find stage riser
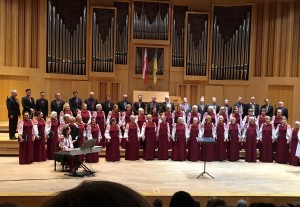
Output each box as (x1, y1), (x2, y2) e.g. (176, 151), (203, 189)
(0, 196), (299, 207)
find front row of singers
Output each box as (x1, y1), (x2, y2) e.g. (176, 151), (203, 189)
(17, 109), (300, 166)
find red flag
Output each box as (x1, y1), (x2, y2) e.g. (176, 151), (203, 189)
(142, 48), (149, 84)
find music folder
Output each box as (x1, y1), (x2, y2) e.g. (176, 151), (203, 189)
(196, 137), (216, 143)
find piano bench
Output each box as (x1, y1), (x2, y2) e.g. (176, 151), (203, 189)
(53, 152), (67, 172)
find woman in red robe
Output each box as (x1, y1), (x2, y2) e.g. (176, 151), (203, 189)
(140, 115), (157, 160)
(173, 105), (185, 125)
(78, 103), (91, 125)
(289, 121), (300, 166)
(75, 114), (86, 162)
(187, 117), (201, 161)
(187, 105), (201, 126)
(93, 104), (106, 147)
(271, 109), (283, 153)
(227, 117), (242, 161)
(105, 118), (122, 162)
(151, 107), (160, 126)
(106, 104), (122, 126)
(33, 111), (46, 162)
(162, 104), (174, 149)
(156, 115), (171, 160)
(171, 117), (187, 161)
(274, 117), (291, 164)
(59, 103), (73, 124)
(85, 117), (102, 163)
(121, 104), (133, 148)
(46, 111), (59, 160)
(257, 108), (267, 128)
(242, 109), (255, 131)
(258, 116), (275, 162)
(202, 106), (216, 125)
(200, 115), (216, 162)
(137, 108), (146, 148)
(17, 112), (37, 165)
(242, 117), (259, 162)
(215, 115), (228, 161)
(217, 107), (229, 124)
(124, 115), (140, 160)
(230, 107), (242, 127)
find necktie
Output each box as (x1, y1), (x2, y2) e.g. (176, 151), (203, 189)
(28, 97), (31, 103)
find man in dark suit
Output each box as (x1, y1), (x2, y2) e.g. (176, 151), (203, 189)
(161, 95), (175, 113)
(197, 96), (208, 121)
(133, 95), (145, 115)
(69, 91), (82, 117)
(274, 101), (289, 120)
(84, 92), (99, 113)
(147, 96), (160, 114)
(209, 97), (220, 114)
(101, 95), (114, 117)
(6, 90), (21, 139)
(21, 88), (35, 119)
(50, 93), (65, 116)
(260, 98), (274, 118)
(233, 96), (246, 118)
(180, 97), (191, 122)
(118, 94), (131, 112)
(245, 97), (260, 117)
(224, 99), (232, 115)
(35, 91), (49, 120)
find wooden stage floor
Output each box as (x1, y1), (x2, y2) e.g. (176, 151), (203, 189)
(0, 157), (299, 203)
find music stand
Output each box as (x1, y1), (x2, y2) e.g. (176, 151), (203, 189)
(196, 137), (217, 179)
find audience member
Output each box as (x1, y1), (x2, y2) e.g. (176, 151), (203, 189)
(169, 191), (195, 207)
(153, 198), (163, 207)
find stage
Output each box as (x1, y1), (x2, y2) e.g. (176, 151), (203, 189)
(0, 157), (299, 207)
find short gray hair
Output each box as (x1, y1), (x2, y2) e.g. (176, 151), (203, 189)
(236, 199), (247, 207)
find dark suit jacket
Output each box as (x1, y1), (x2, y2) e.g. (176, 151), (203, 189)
(224, 105), (232, 116)
(118, 100), (132, 112)
(50, 100), (65, 115)
(69, 97), (83, 115)
(197, 104), (208, 121)
(147, 101), (160, 114)
(133, 102), (145, 115)
(161, 102), (175, 113)
(84, 98), (99, 112)
(35, 98), (49, 117)
(101, 101), (114, 117)
(261, 104), (274, 118)
(275, 107), (288, 120)
(233, 102), (246, 117)
(6, 96), (21, 117)
(245, 103), (260, 117)
(21, 96), (35, 115)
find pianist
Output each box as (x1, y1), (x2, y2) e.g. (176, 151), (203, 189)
(59, 125), (75, 171)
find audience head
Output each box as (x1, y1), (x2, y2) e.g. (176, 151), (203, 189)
(236, 199), (247, 207)
(41, 181), (151, 207)
(153, 198), (163, 207)
(248, 203), (276, 207)
(206, 197), (227, 207)
(169, 191), (195, 207)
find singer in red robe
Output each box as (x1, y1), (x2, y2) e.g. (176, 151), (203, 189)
(171, 117), (187, 161)
(259, 116), (275, 162)
(274, 117), (291, 164)
(140, 115), (157, 160)
(200, 115), (215, 162)
(124, 115), (140, 160)
(289, 121), (300, 166)
(243, 117), (259, 162)
(34, 111), (46, 162)
(157, 115), (170, 160)
(187, 117), (201, 161)
(227, 117), (241, 161)
(105, 118), (122, 162)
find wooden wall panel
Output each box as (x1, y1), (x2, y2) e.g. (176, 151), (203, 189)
(0, 0), (38, 68)
(268, 85), (293, 121)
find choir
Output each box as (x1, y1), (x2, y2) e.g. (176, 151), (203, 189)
(12, 90), (300, 168)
